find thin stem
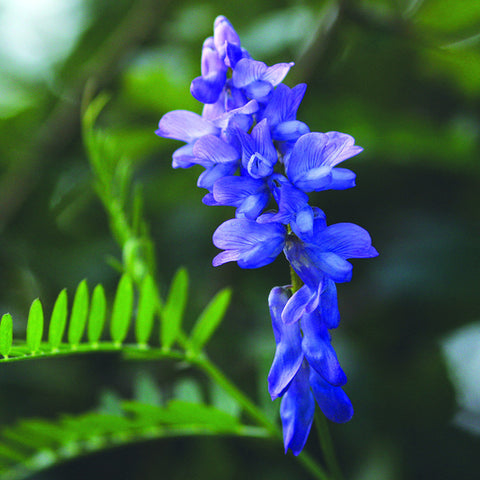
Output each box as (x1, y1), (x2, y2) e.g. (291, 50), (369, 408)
(193, 353), (330, 480)
(315, 413), (344, 480)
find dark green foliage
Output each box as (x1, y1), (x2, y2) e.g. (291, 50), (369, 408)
(0, 399), (266, 480)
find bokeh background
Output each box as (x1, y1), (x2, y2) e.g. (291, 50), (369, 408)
(0, 0), (479, 478)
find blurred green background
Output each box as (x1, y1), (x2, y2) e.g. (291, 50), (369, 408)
(0, 0), (479, 478)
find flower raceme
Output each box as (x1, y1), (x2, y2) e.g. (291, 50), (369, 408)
(156, 15), (378, 456)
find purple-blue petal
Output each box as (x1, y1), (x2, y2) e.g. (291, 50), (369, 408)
(310, 369), (354, 423)
(214, 15), (241, 60)
(280, 362), (315, 456)
(156, 110), (219, 143)
(212, 219), (286, 269)
(316, 251), (353, 283)
(323, 131), (363, 167)
(282, 284), (315, 325)
(172, 144), (196, 169)
(301, 313), (347, 386)
(314, 223), (379, 259)
(232, 58), (267, 88)
(329, 167), (356, 190)
(190, 72), (226, 104)
(244, 80), (272, 102)
(320, 279), (340, 329)
(268, 287), (304, 400)
(262, 62), (294, 86)
(193, 134), (239, 166)
(273, 120), (310, 142)
(197, 163), (237, 191)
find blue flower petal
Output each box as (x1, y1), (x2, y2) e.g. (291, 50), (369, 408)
(268, 287), (304, 400)
(213, 175), (269, 219)
(192, 134), (239, 167)
(286, 132), (361, 192)
(280, 362), (315, 455)
(172, 144), (196, 169)
(156, 110), (219, 143)
(273, 120), (310, 142)
(329, 167), (356, 190)
(315, 223), (379, 259)
(190, 72), (226, 104)
(310, 369), (354, 423)
(197, 163), (237, 191)
(284, 236), (325, 288)
(320, 279), (340, 329)
(212, 219), (286, 268)
(322, 132), (363, 167)
(316, 251), (353, 283)
(214, 15), (241, 60)
(282, 284), (318, 325)
(262, 62), (294, 86)
(232, 58), (267, 88)
(301, 313), (347, 386)
(244, 80), (273, 102)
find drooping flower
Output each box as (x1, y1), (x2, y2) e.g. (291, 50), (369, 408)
(267, 286), (354, 455)
(156, 13), (378, 457)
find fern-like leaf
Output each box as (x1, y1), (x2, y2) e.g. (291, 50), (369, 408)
(0, 400), (267, 480)
(0, 314), (12, 359)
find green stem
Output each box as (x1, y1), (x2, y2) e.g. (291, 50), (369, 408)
(193, 353), (330, 480)
(315, 413), (344, 480)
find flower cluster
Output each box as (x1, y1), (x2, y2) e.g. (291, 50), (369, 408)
(156, 16), (378, 456)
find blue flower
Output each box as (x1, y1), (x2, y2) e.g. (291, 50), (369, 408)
(213, 15), (246, 67)
(236, 119), (277, 179)
(285, 220), (379, 285)
(259, 83), (310, 144)
(267, 286), (353, 455)
(280, 361), (315, 456)
(212, 175), (270, 220)
(189, 135), (239, 191)
(285, 132), (362, 192)
(155, 110), (220, 168)
(190, 37), (227, 104)
(232, 58), (294, 103)
(212, 218), (286, 268)
(260, 175), (314, 235)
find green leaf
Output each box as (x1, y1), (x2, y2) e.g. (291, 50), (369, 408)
(110, 274), (133, 345)
(188, 288), (231, 353)
(161, 268), (188, 350)
(122, 400), (239, 429)
(27, 299), (44, 353)
(48, 289), (68, 350)
(88, 284), (107, 344)
(0, 313), (13, 358)
(68, 280), (89, 346)
(135, 274), (159, 346)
